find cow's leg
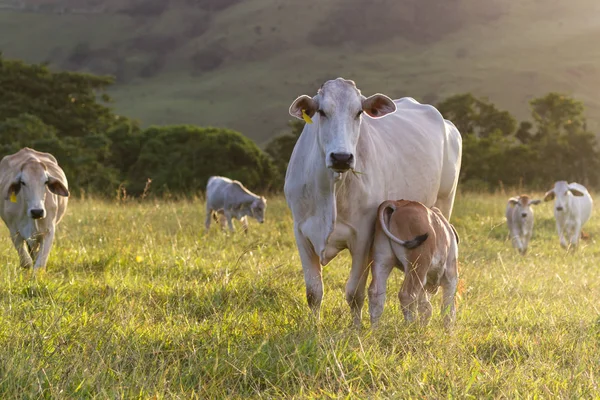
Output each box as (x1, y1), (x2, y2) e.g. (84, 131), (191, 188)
(224, 210), (235, 232)
(399, 263), (427, 324)
(569, 221), (581, 248)
(346, 238), (372, 327)
(11, 230), (33, 269)
(511, 234), (523, 253)
(204, 206), (213, 231)
(33, 226), (55, 270)
(218, 212), (227, 230)
(434, 189), (456, 220)
(368, 258), (395, 327)
(294, 229), (323, 319)
(417, 291), (433, 326)
(240, 216), (249, 234)
(440, 263), (458, 329)
(28, 237), (41, 261)
(557, 221), (567, 249)
(522, 231), (532, 255)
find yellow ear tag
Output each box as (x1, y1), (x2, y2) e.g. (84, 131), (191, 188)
(9, 192), (17, 203)
(302, 109), (313, 124)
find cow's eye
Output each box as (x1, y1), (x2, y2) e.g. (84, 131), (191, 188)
(317, 109), (326, 118)
(45, 181), (49, 185)
(356, 110), (363, 119)
(19, 180), (25, 187)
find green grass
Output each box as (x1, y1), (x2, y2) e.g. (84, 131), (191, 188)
(0, 192), (599, 397)
(2, 0), (600, 143)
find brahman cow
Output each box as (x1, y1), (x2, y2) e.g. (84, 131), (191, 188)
(205, 176), (267, 233)
(284, 78), (462, 326)
(0, 148), (69, 270)
(505, 195), (541, 255)
(369, 200), (459, 328)
(544, 181), (593, 249)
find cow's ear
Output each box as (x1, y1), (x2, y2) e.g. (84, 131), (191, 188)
(47, 176), (69, 197)
(543, 190), (555, 201)
(362, 94), (396, 118)
(529, 199), (542, 206)
(569, 188), (585, 197)
(7, 179), (21, 200)
(289, 95), (318, 120)
(508, 197), (519, 205)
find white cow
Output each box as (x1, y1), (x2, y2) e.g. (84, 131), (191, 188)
(205, 176), (267, 233)
(505, 195), (541, 255)
(0, 148), (69, 270)
(284, 78), (462, 326)
(544, 181), (593, 249)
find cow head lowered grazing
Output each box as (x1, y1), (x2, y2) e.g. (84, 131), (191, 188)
(0, 148), (70, 270)
(505, 195), (541, 255)
(289, 79), (396, 173)
(284, 78), (463, 327)
(543, 181), (593, 249)
(204, 176), (267, 234)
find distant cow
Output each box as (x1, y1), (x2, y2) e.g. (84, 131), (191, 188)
(368, 200), (459, 328)
(285, 78), (462, 326)
(544, 181), (593, 249)
(0, 148), (69, 270)
(505, 195), (541, 255)
(205, 176), (267, 233)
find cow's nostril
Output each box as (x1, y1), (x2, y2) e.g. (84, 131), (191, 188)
(330, 152), (353, 164)
(30, 209), (45, 219)
(521, 213), (527, 218)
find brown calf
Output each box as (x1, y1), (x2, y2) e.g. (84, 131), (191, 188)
(368, 200), (459, 328)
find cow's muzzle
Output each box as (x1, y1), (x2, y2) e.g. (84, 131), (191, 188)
(329, 152), (354, 172)
(30, 209), (45, 219)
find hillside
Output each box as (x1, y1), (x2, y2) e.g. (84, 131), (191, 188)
(1, 0), (600, 144)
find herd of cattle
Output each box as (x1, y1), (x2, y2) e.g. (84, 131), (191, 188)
(0, 78), (594, 328)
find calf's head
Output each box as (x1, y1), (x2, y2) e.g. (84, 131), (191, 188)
(543, 181), (584, 212)
(250, 196), (267, 223)
(7, 161), (69, 219)
(508, 195), (541, 219)
(289, 78), (396, 173)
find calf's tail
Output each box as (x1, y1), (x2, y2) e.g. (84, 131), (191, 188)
(379, 201), (429, 249)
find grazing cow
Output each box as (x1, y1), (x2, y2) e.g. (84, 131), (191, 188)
(544, 181), (593, 249)
(0, 148), (69, 270)
(284, 78), (462, 326)
(369, 200), (459, 328)
(505, 195), (541, 255)
(205, 176), (267, 233)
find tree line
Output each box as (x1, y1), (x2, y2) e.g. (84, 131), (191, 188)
(1, 54), (598, 197)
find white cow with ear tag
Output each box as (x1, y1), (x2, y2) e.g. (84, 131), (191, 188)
(544, 181), (593, 249)
(506, 195), (541, 255)
(0, 148), (69, 270)
(284, 78), (462, 326)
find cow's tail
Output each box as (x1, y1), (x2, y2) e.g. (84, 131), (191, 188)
(379, 201), (429, 250)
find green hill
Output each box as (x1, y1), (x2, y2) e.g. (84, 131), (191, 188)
(1, 0), (600, 144)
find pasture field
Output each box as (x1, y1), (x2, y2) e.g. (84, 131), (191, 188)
(0, 192), (599, 398)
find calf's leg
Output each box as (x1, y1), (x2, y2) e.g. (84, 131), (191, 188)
(368, 258), (394, 327)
